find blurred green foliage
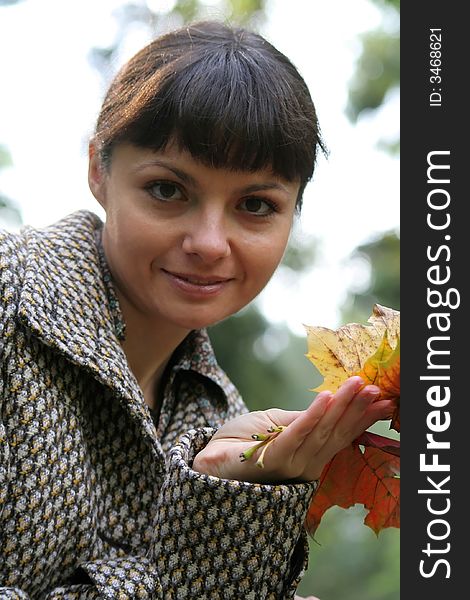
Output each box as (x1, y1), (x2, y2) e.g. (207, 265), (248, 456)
(346, 0), (399, 155)
(341, 230), (400, 324)
(89, 0), (266, 75)
(209, 306), (323, 413)
(347, 29), (399, 118)
(297, 506), (399, 600)
(0, 144), (21, 226)
(0, 144), (12, 168)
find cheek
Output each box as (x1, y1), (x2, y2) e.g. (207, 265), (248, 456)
(106, 208), (159, 251)
(243, 234), (289, 284)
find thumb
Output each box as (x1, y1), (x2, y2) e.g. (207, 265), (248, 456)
(264, 407), (303, 427)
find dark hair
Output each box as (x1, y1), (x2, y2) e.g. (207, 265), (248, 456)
(94, 20), (326, 208)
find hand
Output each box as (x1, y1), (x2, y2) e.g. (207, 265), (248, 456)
(295, 596), (321, 600)
(193, 376), (394, 484)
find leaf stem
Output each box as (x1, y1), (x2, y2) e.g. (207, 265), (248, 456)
(240, 426), (286, 468)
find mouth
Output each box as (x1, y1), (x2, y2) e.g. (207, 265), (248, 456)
(162, 269), (233, 297)
(162, 269), (233, 286)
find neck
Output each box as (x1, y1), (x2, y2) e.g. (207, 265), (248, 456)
(118, 297), (190, 409)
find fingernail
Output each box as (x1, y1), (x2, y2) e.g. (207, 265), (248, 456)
(364, 386), (381, 400)
(344, 376), (364, 390)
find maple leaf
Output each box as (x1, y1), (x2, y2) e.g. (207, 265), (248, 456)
(305, 303), (400, 433)
(304, 304), (400, 535)
(356, 431), (400, 457)
(358, 332), (400, 432)
(306, 442), (400, 537)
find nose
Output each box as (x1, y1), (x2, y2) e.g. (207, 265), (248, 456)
(182, 208), (231, 263)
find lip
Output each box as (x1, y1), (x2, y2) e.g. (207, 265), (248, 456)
(162, 269), (234, 297)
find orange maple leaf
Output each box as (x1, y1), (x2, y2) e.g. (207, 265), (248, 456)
(358, 332), (400, 432)
(306, 442), (400, 537)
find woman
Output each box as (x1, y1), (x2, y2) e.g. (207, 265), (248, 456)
(0, 21), (392, 599)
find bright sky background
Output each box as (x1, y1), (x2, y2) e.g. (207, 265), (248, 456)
(0, 0), (399, 334)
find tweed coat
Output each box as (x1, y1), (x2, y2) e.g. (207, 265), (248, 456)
(0, 211), (317, 600)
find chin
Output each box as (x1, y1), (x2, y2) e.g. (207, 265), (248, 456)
(167, 308), (235, 331)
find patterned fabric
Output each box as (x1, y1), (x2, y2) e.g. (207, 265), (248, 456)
(0, 211), (317, 599)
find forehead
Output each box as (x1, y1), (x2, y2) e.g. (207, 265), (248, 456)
(110, 142), (300, 196)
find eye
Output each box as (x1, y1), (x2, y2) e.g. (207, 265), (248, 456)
(239, 197), (277, 216)
(146, 181), (185, 202)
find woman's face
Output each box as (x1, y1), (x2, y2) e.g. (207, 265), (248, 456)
(89, 141), (299, 332)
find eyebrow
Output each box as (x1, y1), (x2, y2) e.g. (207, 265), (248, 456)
(133, 160), (198, 187)
(241, 182), (290, 195)
(133, 159), (291, 196)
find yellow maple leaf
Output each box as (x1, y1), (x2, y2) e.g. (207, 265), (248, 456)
(305, 303), (400, 433)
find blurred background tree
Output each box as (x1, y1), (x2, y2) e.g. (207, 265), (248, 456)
(0, 0), (24, 226)
(346, 0), (400, 155)
(0, 0), (399, 598)
(87, 0), (267, 76)
(0, 144), (21, 227)
(341, 230), (400, 324)
(339, 0), (400, 321)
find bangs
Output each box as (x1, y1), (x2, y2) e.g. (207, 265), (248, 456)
(122, 46), (318, 183)
(96, 20), (327, 207)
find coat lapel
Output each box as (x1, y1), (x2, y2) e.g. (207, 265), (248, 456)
(16, 210), (161, 449)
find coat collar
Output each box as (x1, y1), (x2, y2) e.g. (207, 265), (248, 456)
(17, 210), (137, 398)
(17, 210), (229, 407)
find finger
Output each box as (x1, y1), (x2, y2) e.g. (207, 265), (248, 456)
(258, 376), (369, 443)
(370, 397), (396, 420)
(264, 408), (303, 429)
(297, 383), (379, 463)
(316, 376), (370, 429)
(303, 398), (394, 477)
(319, 384), (382, 442)
(347, 399), (396, 440)
(273, 378), (370, 464)
(214, 408), (302, 442)
(271, 391), (332, 458)
(301, 377), (372, 445)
